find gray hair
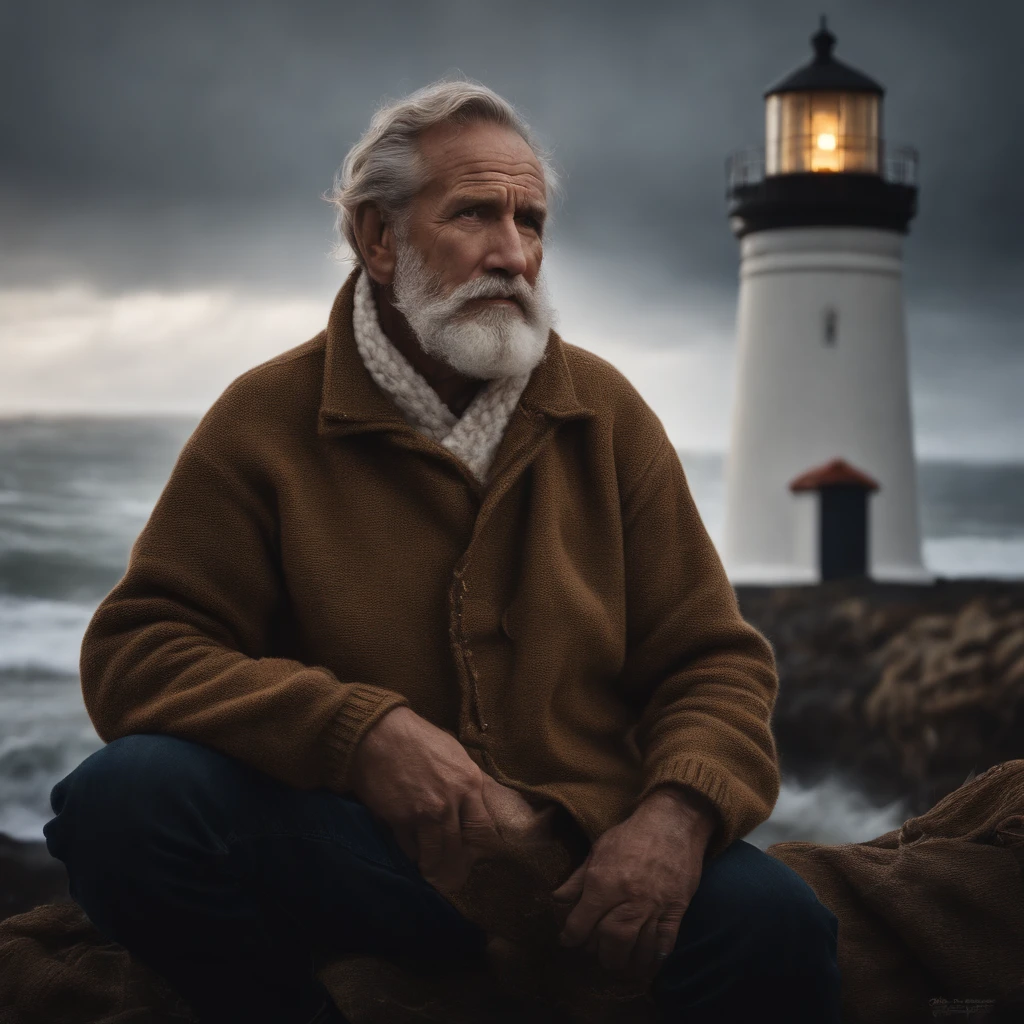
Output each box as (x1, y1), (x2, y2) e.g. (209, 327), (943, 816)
(325, 78), (560, 265)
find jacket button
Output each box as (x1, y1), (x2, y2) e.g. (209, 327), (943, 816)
(500, 607), (515, 639)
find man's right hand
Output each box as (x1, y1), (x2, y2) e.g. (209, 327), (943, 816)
(348, 705), (512, 892)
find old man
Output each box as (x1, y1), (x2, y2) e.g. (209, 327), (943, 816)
(43, 80), (840, 1023)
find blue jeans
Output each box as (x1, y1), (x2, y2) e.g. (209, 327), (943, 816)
(43, 734), (840, 1024)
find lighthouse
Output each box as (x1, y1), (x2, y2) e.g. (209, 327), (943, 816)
(721, 17), (932, 584)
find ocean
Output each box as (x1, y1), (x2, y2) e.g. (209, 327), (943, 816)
(1, 416), (1022, 849)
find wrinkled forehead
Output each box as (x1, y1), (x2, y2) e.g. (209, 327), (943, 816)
(415, 120), (548, 204)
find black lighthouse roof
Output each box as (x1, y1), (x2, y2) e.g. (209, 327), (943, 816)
(765, 16), (884, 97)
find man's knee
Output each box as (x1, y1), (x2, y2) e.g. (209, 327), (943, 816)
(44, 733), (237, 862)
(653, 841), (840, 1021)
(680, 839), (838, 971)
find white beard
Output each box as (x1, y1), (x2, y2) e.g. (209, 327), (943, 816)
(391, 241), (556, 381)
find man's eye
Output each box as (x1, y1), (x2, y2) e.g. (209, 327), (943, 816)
(457, 207), (482, 219)
(519, 216), (541, 231)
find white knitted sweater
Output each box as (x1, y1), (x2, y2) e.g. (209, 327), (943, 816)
(351, 270), (531, 484)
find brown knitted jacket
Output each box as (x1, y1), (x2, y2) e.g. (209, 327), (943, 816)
(79, 268), (780, 861)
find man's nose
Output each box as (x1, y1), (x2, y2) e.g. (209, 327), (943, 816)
(481, 217), (530, 278)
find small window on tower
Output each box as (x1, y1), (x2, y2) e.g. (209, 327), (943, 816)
(823, 307), (838, 346)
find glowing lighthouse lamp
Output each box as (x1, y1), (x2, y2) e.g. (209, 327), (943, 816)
(722, 17), (931, 584)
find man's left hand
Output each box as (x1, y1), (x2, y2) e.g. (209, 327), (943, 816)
(551, 785), (718, 982)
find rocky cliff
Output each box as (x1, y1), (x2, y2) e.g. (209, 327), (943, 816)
(737, 577), (1024, 815)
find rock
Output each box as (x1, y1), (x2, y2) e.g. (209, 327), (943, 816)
(0, 832), (70, 924)
(992, 626), (1024, 673)
(864, 595), (1024, 794)
(735, 578), (1024, 814)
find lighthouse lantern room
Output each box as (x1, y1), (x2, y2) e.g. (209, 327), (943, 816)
(721, 18), (931, 584)
(764, 21), (882, 175)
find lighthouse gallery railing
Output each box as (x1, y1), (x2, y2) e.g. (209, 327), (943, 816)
(725, 138), (919, 198)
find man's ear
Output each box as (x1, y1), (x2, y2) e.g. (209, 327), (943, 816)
(352, 203), (397, 285)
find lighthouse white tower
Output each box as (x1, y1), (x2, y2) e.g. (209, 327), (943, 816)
(722, 18), (931, 584)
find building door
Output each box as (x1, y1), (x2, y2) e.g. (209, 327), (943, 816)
(819, 485), (870, 579)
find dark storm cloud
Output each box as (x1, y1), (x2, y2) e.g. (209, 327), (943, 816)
(2, 0), (1022, 318)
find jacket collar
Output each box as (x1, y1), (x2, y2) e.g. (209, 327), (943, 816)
(317, 267), (594, 438)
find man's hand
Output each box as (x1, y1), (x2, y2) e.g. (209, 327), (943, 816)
(349, 706), (558, 894)
(478, 773), (561, 853)
(349, 706), (506, 892)
(551, 785), (718, 982)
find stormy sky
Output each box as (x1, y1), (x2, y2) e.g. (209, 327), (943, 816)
(1, 0), (1022, 459)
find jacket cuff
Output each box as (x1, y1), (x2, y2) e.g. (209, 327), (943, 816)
(635, 757), (740, 860)
(324, 685), (411, 793)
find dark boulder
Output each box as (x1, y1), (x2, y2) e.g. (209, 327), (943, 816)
(0, 832), (69, 924)
(737, 578), (1024, 815)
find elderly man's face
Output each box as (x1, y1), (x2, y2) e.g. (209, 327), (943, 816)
(384, 119), (554, 379)
(404, 119), (547, 294)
